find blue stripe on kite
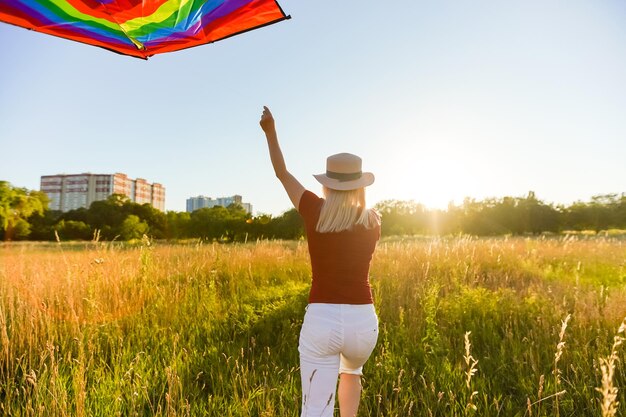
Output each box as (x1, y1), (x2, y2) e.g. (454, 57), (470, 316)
(138, 0), (253, 45)
(135, 0), (226, 43)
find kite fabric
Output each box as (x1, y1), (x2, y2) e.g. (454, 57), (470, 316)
(0, 0), (290, 59)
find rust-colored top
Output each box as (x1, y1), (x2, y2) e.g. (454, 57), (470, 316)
(298, 190), (380, 304)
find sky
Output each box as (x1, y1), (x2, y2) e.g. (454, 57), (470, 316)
(1, 1), (625, 216)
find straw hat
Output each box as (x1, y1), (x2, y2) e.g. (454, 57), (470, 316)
(313, 153), (375, 191)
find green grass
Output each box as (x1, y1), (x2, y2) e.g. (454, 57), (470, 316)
(0, 237), (625, 416)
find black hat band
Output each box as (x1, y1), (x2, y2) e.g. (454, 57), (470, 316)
(326, 170), (362, 182)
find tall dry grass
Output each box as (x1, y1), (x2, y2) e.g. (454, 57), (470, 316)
(0, 236), (625, 416)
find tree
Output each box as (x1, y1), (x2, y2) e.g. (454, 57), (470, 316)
(375, 200), (430, 236)
(268, 208), (304, 239)
(28, 209), (61, 240)
(615, 194), (626, 229)
(128, 203), (168, 239)
(189, 206), (231, 240)
(83, 194), (128, 238)
(119, 215), (149, 241)
(55, 220), (93, 240)
(225, 203), (252, 241)
(520, 192), (560, 234)
(165, 211), (191, 239)
(0, 181), (49, 240)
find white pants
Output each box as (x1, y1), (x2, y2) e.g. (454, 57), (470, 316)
(298, 303), (379, 417)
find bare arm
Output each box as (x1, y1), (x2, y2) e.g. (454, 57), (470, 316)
(259, 106), (305, 209)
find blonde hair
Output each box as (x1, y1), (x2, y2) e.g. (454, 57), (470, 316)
(316, 186), (379, 233)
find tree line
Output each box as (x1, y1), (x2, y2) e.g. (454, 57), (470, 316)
(0, 182), (303, 241)
(1, 181), (625, 241)
(376, 191), (626, 236)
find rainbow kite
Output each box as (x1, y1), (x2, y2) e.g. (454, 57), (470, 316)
(0, 0), (290, 59)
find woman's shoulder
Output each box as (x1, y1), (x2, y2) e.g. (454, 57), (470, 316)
(303, 189), (321, 200)
(300, 190), (323, 207)
(298, 190), (324, 218)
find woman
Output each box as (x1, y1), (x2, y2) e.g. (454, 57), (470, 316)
(259, 106), (381, 417)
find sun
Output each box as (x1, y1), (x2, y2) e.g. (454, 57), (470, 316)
(370, 138), (481, 209)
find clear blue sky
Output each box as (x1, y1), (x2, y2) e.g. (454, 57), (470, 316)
(1, 1), (625, 215)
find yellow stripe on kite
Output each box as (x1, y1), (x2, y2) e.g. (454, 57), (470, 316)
(120, 0), (195, 35)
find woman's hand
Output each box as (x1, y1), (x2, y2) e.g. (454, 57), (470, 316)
(259, 106), (276, 134)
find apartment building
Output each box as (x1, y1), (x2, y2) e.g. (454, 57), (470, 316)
(40, 173), (165, 212)
(186, 194), (252, 214)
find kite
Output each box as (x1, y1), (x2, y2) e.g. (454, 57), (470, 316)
(0, 0), (290, 59)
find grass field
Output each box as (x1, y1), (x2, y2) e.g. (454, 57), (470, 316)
(1, 236), (625, 416)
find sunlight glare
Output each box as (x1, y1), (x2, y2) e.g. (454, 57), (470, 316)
(372, 131), (481, 209)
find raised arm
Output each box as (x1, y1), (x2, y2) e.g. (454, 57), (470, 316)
(259, 106), (305, 209)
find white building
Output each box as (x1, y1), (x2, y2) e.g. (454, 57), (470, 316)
(41, 173), (165, 212)
(186, 194), (252, 214)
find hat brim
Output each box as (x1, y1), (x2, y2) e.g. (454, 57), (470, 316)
(313, 172), (375, 191)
